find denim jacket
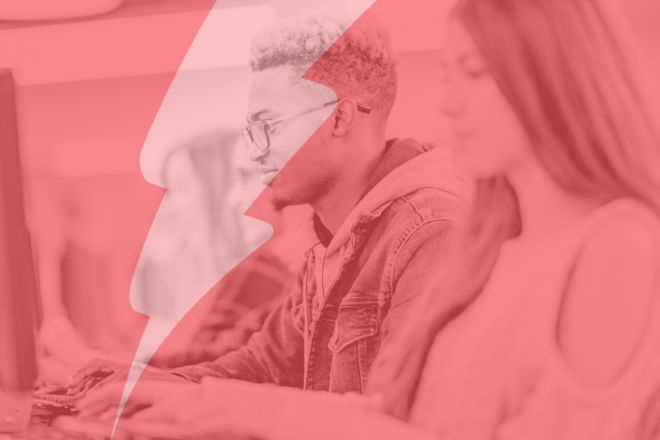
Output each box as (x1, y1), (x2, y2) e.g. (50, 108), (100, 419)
(171, 138), (468, 393)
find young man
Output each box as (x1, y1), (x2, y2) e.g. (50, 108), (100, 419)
(69, 11), (467, 396)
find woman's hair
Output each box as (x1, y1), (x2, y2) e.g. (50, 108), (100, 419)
(368, 0), (660, 420)
(162, 132), (244, 264)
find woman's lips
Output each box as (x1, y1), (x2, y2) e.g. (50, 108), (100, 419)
(453, 130), (474, 150)
(454, 129), (474, 140)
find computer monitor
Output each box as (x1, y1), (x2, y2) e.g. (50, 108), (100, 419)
(0, 69), (39, 433)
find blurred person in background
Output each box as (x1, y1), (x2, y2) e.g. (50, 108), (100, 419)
(80, 0), (660, 439)
(38, 132), (262, 385)
(133, 133), (241, 329)
(36, 133), (240, 386)
(34, 201), (108, 384)
(35, 172), (159, 384)
(150, 136), (303, 369)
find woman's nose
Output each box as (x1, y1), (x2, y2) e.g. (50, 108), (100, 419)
(439, 81), (465, 120)
(227, 184), (240, 210)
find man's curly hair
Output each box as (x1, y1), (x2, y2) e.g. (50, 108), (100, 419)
(249, 10), (398, 131)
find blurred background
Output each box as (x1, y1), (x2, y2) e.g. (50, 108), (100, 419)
(0, 0), (658, 382)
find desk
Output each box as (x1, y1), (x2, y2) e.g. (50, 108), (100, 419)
(6, 406), (253, 440)
(5, 425), (91, 440)
(4, 414), (93, 440)
(9, 415), (234, 440)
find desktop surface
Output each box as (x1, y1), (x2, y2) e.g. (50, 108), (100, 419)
(5, 406), (254, 440)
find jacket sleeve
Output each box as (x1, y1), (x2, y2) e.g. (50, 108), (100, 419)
(169, 268), (307, 387)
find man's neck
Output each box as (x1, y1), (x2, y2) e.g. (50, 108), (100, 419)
(312, 138), (386, 236)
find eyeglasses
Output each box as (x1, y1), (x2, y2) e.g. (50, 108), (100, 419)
(242, 99), (372, 152)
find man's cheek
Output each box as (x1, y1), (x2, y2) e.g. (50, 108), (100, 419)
(271, 161), (308, 195)
(281, 145), (305, 168)
(276, 148), (304, 177)
(284, 129), (318, 164)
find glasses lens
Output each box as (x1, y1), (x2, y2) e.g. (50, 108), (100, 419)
(243, 124), (267, 150)
(242, 128), (253, 149)
(251, 121), (268, 151)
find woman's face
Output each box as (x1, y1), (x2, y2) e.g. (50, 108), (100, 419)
(162, 149), (206, 217)
(439, 19), (534, 180)
(227, 139), (272, 248)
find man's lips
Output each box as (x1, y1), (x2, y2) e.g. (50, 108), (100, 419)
(258, 165), (278, 185)
(258, 165), (278, 174)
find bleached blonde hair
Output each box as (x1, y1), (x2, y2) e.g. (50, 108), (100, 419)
(249, 10), (398, 131)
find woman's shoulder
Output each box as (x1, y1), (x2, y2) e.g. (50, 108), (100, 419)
(584, 198), (659, 254)
(557, 197), (659, 388)
(583, 198), (660, 234)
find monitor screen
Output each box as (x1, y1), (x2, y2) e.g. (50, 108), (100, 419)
(0, 69), (38, 410)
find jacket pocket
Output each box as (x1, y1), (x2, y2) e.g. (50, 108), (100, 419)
(327, 303), (378, 353)
(327, 303), (379, 393)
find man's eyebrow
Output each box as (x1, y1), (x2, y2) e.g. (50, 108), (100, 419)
(247, 109), (273, 122)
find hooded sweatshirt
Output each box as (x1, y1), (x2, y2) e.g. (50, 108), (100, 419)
(172, 138), (469, 393)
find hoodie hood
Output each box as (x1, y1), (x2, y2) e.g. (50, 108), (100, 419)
(326, 138), (468, 255)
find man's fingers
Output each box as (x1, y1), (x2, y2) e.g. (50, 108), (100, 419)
(66, 382), (85, 396)
(75, 377), (105, 397)
(78, 380), (164, 416)
(94, 370), (128, 390)
(68, 367), (126, 397)
(77, 383), (124, 417)
(67, 375), (107, 396)
(34, 385), (66, 396)
(66, 359), (115, 388)
(78, 379), (200, 423)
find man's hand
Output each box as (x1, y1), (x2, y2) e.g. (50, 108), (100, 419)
(77, 380), (202, 421)
(66, 358), (189, 397)
(66, 358), (122, 396)
(79, 378), (381, 439)
(130, 379), (364, 438)
(91, 379), (281, 439)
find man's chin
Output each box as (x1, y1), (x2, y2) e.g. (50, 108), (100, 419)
(270, 194), (291, 213)
(265, 175), (313, 212)
(266, 186), (298, 212)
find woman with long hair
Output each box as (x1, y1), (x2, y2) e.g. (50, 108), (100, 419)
(78, 0), (660, 438)
(135, 133), (243, 323)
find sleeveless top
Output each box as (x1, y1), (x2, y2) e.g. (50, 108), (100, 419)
(408, 198), (660, 440)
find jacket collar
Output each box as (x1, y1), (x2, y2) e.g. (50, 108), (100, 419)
(311, 138), (426, 248)
(324, 138), (466, 255)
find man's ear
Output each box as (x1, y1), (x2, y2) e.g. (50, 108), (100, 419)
(331, 100), (359, 137)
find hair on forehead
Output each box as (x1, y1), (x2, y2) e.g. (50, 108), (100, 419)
(250, 10), (350, 76)
(453, 0), (660, 211)
(249, 10), (398, 129)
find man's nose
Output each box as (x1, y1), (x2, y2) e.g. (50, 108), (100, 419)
(247, 141), (268, 162)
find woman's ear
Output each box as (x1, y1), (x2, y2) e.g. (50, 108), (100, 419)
(331, 100), (359, 137)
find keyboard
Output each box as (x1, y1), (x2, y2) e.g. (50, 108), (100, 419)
(32, 393), (80, 409)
